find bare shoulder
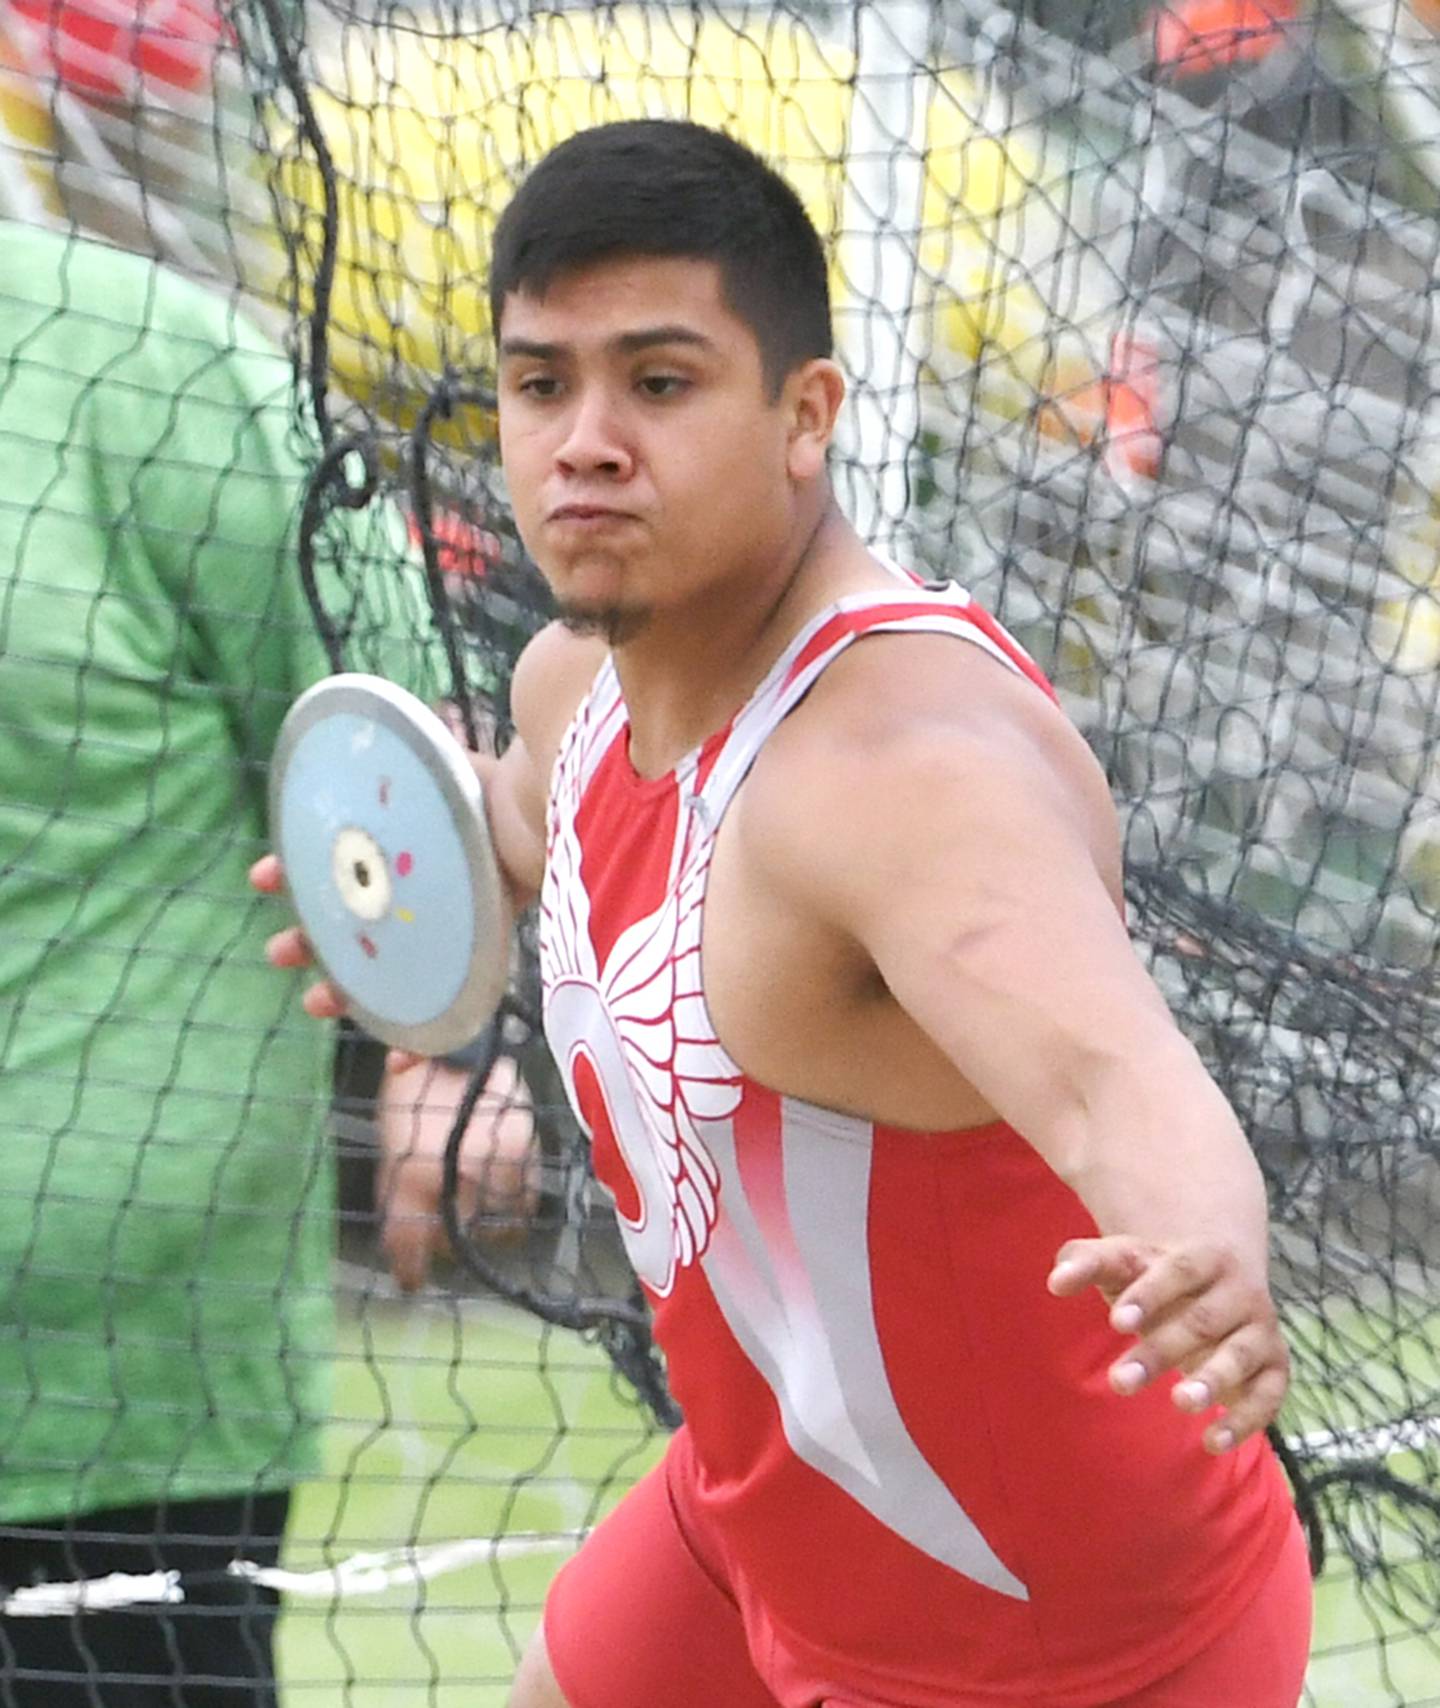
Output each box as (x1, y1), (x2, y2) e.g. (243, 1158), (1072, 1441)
(737, 627), (1122, 902)
(509, 620), (608, 776)
(480, 622), (607, 903)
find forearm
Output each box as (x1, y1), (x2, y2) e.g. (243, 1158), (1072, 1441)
(886, 916), (1271, 1267)
(1039, 1026), (1288, 1453)
(1044, 1028), (1271, 1269)
(888, 932), (1272, 1269)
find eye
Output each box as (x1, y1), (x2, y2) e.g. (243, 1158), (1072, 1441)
(516, 374), (563, 400)
(638, 373), (690, 399)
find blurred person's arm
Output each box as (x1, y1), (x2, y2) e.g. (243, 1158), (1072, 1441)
(375, 1051), (539, 1291)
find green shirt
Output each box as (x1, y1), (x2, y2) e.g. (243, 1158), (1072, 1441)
(0, 222), (445, 1520)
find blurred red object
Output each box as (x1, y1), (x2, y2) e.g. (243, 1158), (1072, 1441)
(6, 0), (225, 101)
(1151, 0), (1297, 77)
(1103, 331), (1162, 482)
(406, 509), (502, 580)
(1054, 331), (1162, 481)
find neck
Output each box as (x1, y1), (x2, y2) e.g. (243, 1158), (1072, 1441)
(615, 498), (886, 779)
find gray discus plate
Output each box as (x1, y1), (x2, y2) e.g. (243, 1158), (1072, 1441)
(269, 674), (510, 1056)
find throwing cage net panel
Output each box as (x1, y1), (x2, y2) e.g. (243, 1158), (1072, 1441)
(3, 0), (1437, 1702)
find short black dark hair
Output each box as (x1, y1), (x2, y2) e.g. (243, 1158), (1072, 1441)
(489, 119), (832, 396)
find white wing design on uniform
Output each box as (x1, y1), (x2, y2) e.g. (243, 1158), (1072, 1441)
(542, 725), (737, 1293)
(597, 838), (734, 1277)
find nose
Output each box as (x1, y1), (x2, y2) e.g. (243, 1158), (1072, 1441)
(554, 386), (635, 481)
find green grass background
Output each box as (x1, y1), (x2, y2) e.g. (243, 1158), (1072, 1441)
(277, 1294), (664, 1707)
(276, 1293), (1438, 1707)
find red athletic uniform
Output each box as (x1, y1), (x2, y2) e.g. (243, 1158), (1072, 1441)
(538, 581), (1308, 1707)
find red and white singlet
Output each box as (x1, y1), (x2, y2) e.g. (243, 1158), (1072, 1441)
(539, 581), (1296, 1706)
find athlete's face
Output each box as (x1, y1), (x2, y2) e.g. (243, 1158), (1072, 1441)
(496, 255), (831, 643)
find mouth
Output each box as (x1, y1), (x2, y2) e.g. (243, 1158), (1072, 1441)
(547, 504), (638, 526)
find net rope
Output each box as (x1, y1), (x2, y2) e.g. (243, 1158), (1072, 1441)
(1, 1), (1438, 1702)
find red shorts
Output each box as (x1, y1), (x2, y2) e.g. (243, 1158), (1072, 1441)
(543, 1434), (1313, 1708)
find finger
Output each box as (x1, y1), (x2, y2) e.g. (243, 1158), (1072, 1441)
(384, 1048), (428, 1076)
(379, 1168), (448, 1293)
(266, 927), (346, 1015)
(301, 980), (347, 1020)
(382, 1214), (434, 1294)
(1110, 1284), (1256, 1392)
(265, 926), (314, 969)
(1048, 1236), (1151, 1300)
(1172, 1325), (1288, 1419)
(1200, 1360), (1290, 1454)
(1105, 1245), (1226, 1337)
(249, 853), (285, 894)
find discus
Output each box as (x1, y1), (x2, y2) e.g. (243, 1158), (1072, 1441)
(269, 674), (511, 1056)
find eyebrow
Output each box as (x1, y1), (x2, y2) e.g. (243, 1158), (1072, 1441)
(498, 326), (718, 361)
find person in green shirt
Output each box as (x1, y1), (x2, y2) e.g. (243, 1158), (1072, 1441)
(0, 219), (526, 1703)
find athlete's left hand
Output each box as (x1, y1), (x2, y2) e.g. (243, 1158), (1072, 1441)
(1047, 1234), (1290, 1454)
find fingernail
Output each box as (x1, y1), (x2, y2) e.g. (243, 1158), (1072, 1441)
(1176, 1380), (1210, 1410)
(1112, 1303), (1143, 1333)
(1048, 1263), (1076, 1291)
(1113, 1360), (1147, 1394)
(1210, 1427), (1235, 1453)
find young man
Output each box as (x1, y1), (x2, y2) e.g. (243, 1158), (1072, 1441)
(267, 119), (1312, 1707)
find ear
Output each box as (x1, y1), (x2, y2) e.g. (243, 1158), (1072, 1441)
(784, 358), (846, 482)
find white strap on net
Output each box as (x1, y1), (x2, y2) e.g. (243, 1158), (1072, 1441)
(1, 1530), (583, 1616)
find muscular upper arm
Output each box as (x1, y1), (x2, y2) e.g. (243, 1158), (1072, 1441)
(483, 622), (606, 904)
(747, 637), (1184, 1169)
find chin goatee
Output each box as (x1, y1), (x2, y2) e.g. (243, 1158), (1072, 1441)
(557, 604), (652, 646)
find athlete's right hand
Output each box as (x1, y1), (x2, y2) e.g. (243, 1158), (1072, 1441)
(251, 853), (437, 1074)
(250, 853), (344, 1013)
